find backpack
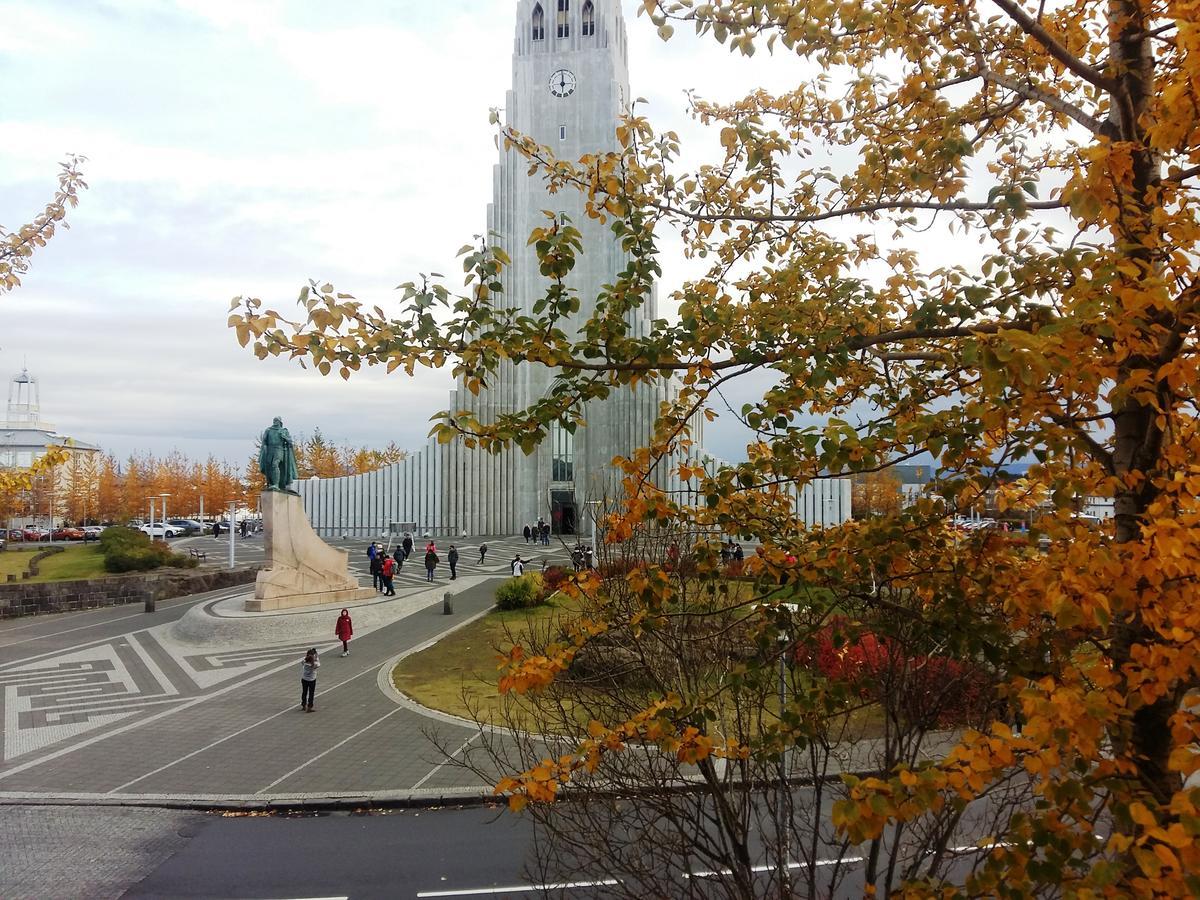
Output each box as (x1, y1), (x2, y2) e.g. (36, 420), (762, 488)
(382, 558), (395, 577)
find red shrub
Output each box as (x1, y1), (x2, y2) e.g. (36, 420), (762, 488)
(795, 623), (992, 727)
(542, 565), (571, 593)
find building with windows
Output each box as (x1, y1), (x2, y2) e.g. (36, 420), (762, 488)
(1, 367), (101, 528)
(298, 1), (851, 537)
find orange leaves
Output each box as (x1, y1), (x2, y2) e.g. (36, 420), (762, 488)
(496, 644), (575, 695)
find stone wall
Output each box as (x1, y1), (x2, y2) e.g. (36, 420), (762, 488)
(0, 567), (260, 619)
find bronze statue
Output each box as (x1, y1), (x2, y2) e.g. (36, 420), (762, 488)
(258, 416), (299, 492)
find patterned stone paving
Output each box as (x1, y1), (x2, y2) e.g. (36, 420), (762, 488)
(0, 536), (559, 799)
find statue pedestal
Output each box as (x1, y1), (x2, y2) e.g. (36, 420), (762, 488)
(245, 491), (375, 612)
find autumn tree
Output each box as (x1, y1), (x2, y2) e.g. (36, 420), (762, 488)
(232, 0), (1200, 893)
(1, 155), (87, 294)
(852, 471), (903, 519)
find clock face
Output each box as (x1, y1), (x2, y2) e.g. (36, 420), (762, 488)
(548, 68), (577, 98)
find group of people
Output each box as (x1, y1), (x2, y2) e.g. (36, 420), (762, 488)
(522, 520), (552, 546)
(720, 541), (746, 563)
(570, 542), (594, 571)
(367, 535), (476, 590)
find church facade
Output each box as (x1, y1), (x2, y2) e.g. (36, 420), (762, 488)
(297, 1), (852, 537)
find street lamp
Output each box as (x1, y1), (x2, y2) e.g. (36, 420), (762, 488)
(148, 497), (156, 534)
(159, 493), (171, 528)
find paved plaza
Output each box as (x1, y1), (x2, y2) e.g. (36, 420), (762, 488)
(0, 535), (566, 806)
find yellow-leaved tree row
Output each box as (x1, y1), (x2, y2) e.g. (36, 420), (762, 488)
(231, 0), (1199, 894)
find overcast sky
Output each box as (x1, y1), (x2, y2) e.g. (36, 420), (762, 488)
(0, 0), (865, 466)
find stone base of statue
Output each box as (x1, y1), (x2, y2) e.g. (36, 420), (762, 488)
(245, 491), (375, 612)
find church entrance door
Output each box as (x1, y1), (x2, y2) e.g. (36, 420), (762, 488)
(550, 490), (577, 535)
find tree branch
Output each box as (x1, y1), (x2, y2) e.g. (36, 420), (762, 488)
(988, 0), (1117, 92)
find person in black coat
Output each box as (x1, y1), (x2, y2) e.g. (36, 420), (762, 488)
(401, 533), (414, 562)
(448, 545), (459, 580)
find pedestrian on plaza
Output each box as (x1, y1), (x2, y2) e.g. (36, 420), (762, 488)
(424, 546), (439, 582)
(478, 542), (488, 564)
(426, 539), (437, 554)
(381, 553), (397, 595)
(300, 648), (320, 712)
(511, 555), (525, 576)
(212, 521), (220, 538)
(240, 519), (249, 539)
(448, 544), (459, 580)
(369, 552), (383, 591)
(399, 533), (412, 562)
(367, 542), (378, 563)
(523, 523), (532, 544)
(720, 543), (731, 564)
(335, 608), (354, 656)
(541, 522), (551, 545)
(734, 543), (744, 562)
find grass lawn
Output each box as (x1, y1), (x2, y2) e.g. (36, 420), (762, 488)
(393, 596), (587, 727)
(0, 545), (109, 583)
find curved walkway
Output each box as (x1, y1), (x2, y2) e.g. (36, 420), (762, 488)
(0, 536), (560, 808)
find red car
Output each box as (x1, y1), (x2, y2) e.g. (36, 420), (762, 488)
(22, 526), (46, 542)
(51, 526), (85, 541)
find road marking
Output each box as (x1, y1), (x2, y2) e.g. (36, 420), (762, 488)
(256, 706), (406, 793)
(689, 857), (865, 878)
(0, 639), (334, 784)
(417, 879), (619, 897)
(410, 732), (480, 791)
(109, 651), (380, 792)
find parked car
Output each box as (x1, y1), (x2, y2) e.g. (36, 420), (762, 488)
(51, 526), (85, 541)
(82, 525), (105, 540)
(0, 535), (5, 551)
(22, 526), (47, 542)
(6, 529), (23, 542)
(167, 519), (204, 536)
(139, 522), (182, 539)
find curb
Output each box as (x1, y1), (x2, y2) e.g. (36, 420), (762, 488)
(0, 787), (500, 813)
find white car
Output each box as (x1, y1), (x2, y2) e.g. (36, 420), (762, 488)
(139, 522), (181, 539)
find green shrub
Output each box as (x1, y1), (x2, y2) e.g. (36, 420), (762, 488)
(495, 572), (546, 610)
(100, 528), (196, 573)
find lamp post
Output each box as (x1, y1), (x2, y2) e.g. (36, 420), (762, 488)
(159, 493), (170, 531)
(148, 497), (156, 535)
(227, 501), (236, 569)
(586, 499), (601, 548)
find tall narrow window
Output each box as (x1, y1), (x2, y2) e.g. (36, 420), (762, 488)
(581, 1), (595, 36)
(559, 125), (567, 140)
(557, 0), (570, 38)
(531, 4), (545, 41)
(551, 421), (574, 482)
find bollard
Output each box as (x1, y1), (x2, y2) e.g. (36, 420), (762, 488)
(443, 592), (454, 615)
(144, 597), (156, 613)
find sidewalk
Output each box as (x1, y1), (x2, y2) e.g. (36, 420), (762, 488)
(0, 539), (552, 810)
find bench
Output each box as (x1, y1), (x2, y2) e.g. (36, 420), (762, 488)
(188, 548), (208, 561)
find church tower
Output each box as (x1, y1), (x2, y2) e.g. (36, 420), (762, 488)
(298, 1), (687, 539)
(444, 0), (669, 535)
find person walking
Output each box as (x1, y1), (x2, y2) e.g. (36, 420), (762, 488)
(511, 555), (525, 576)
(478, 542), (488, 564)
(240, 519), (249, 539)
(448, 544), (459, 580)
(335, 609), (353, 657)
(381, 553), (397, 596)
(541, 521), (551, 546)
(523, 523), (532, 544)
(424, 546), (439, 582)
(369, 552), (383, 592)
(300, 648), (320, 712)
(401, 533), (413, 562)
(212, 521), (220, 538)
